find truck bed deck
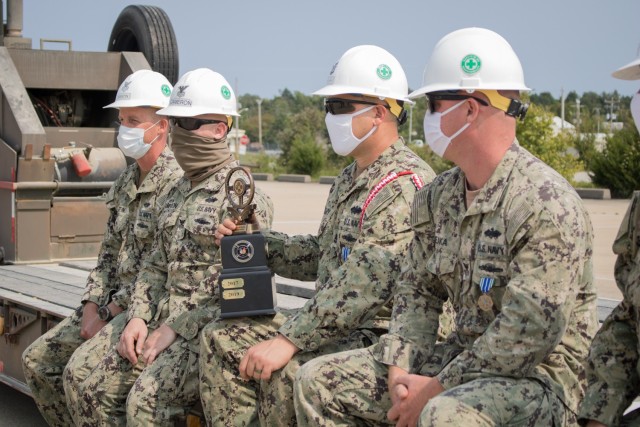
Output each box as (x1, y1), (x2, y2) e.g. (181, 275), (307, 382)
(0, 262), (313, 321)
(0, 261), (619, 325)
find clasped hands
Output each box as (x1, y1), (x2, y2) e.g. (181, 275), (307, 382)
(387, 365), (444, 427)
(116, 318), (177, 365)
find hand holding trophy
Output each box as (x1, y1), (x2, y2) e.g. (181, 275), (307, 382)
(218, 167), (277, 318)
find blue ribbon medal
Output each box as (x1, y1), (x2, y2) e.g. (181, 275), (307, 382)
(478, 277), (494, 311)
(341, 246), (351, 262)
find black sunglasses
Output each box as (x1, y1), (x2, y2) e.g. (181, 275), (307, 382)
(171, 117), (225, 131)
(425, 92), (489, 113)
(324, 98), (386, 115)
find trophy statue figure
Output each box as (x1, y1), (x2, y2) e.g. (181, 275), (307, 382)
(218, 167), (277, 318)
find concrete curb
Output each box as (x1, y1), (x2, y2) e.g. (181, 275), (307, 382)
(576, 188), (611, 200)
(276, 174), (311, 183)
(252, 173), (273, 181)
(319, 176), (336, 185)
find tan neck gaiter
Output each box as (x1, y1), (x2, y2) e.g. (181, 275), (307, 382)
(170, 126), (235, 182)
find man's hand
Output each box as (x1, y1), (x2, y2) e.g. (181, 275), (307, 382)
(214, 215), (261, 246)
(80, 302), (103, 339)
(117, 318), (148, 364)
(141, 323), (177, 365)
(214, 218), (237, 246)
(585, 421), (608, 427)
(81, 302), (123, 339)
(387, 374), (444, 427)
(387, 365), (409, 403)
(239, 334), (299, 381)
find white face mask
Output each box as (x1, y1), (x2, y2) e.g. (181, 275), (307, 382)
(117, 120), (160, 159)
(631, 91), (640, 135)
(325, 105), (377, 156)
(423, 100), (469, 158)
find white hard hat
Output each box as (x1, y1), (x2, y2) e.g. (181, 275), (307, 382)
(313, 45), (411, 103)
(409, 27), (530, 98)
(104, 69), (172, 109)
(157, 68), (239, 117)
(612, 56), (640, 80)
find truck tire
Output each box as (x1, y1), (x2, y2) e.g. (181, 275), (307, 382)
(107, 5), (179, 84)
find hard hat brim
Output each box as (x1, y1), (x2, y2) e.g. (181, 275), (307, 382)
(312, 84), (413, 104)
(157, 105), (240, 117)
(408, 83), (531, 99)
(103, 101), (167, 109)
(612, 57), (640, 80)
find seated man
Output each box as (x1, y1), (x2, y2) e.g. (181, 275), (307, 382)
(200, 45), (445, 426)
(62, 68), (273, 426)
(22, 69), (182, 427)
(294, 28), (597, 427)
(578, 55), (640, 427)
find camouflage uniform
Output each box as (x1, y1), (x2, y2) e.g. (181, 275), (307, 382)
(200, 140), (444, 426)
(579, 191), (640, 427)
(21, 147), (182, 427)
(294, 143), (597, 426)
(63, 160), (274, 427)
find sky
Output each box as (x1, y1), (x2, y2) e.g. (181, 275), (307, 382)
(19, 0), (640, 103)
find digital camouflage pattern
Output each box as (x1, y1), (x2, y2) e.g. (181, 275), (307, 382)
(21, 147), (182, 427)
(200, 140), (448, 426)
(84, 147), (183, 309)
(294, 346), (574, 426)
(200, 312), (377, 427)
(64, 314), (200, 427)
(63, 160), (273, 427)
(579, 191), (640, 427)
(294, 143), (597, 426)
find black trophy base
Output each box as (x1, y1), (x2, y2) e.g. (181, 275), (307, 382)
(218, 233), (277, 319)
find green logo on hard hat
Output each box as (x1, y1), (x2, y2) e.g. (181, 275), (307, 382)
(161, 84), (171, 97)
(461, 54), (481, 74)
(376, 64), (392, 80)
(221, 85), (231, 100)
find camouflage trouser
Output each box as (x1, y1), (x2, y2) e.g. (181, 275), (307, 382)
(63, 313), (200, 427)
(294, 346), (577, 427)
(199, 311), (379, 427)
(21, 309), (84, 427)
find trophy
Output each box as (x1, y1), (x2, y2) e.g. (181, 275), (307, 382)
(218, 167), (277, 318)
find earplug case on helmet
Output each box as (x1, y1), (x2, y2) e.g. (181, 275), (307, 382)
(104, 69), (173, 109)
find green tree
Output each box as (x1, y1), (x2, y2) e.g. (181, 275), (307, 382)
(288, 133), (325, 176)
(587, 126), (640, 197)
(516, 103), (583, 184)
(275, 106), (326, 164)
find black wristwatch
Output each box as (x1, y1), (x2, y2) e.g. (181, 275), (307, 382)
(98, 304), (114, 322)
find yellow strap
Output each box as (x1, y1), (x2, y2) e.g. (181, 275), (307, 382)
(385, 98), (403, 118)
(475, 90), (511, 113)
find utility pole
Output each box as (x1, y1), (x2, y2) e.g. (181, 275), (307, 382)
(235, 101), (241, 160)
(256, 98), (263, 148)
(408, 104), (413, 145)
(605, 97), (618, 134)
(575, 98), (581, 134)
(234, 78), (240, 159)
(594, 107), (601, 134)
(560, 88), (565, 130)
